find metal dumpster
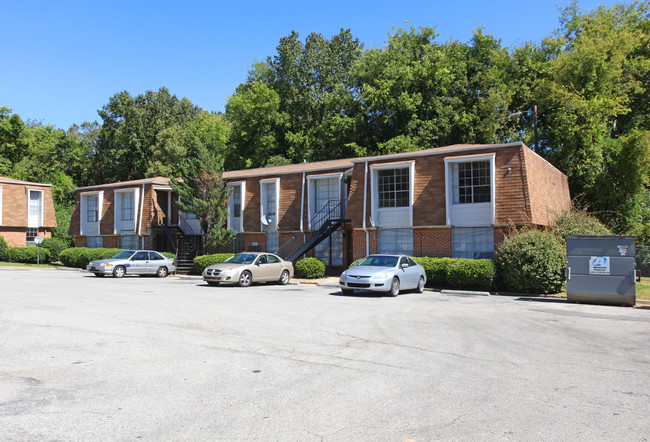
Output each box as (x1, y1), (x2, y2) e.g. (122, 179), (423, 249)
(566, 235), (639, 307)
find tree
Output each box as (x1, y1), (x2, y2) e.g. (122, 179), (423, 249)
(96, 87), (201, 182)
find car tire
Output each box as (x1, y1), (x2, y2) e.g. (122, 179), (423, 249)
(388, 277), (400, 297)
(416, 276), (425, 293)
(113, 266), (126, 278)
(238, 270), (252, 287)
(93, 273), (105, 277)
(156, 266), (169, 278)
(278, 269), (290, 285)
(341, 288), (354, 295)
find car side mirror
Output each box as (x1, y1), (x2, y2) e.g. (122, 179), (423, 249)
(400, 263), (409, 269)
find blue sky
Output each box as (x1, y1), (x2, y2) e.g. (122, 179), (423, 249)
(1, 0), (622, 129)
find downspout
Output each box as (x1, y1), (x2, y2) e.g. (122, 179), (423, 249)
(362, 161), (369, 256)
(139, 184), (145, 249)
(300, 172), (306, 248)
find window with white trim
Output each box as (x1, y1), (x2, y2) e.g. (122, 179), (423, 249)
(120, 192), (134, 221)
(87, 194), (99, 222)
(26, 228), (38, 244)
(233, 185), (242, 218)
(378, 228), (413, 254)
(452, 227), (494, 259)
(378, 168), (410, 208)
(452, 161), (491, 204)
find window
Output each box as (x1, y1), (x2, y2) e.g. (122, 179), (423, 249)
(257, 255), (268, 264)
(378, 228), (413, 254)
(233, 234), (245, 253)
(87, 236), (103, 248)
(265, 183), (276, 216)
(266, 233), (279, 252)
(452, 227), (494, 259)
(378, 168), (409, 208)
(267, 254), (279, 264)
(233, 185), (241, 218)
(26, 228), (38, 243)
(453, 161), (491, 204)
(87, 195), (98, 222)
(132, 251), (149, 261)
(151, 252), (164, 260)
(121, 235), (139, 249)
(29, 191), (40, 216)
(120, 192), (134, 221)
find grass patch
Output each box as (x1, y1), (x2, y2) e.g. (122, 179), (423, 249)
(0, 261), (62, 269)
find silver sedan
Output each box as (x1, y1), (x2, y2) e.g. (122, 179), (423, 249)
(202, 252), (294, 287)
(87, 250), (176, 278)
(339, 254), (426, 296)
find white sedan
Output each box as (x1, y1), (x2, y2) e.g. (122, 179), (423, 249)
(339, 254), (426, 296)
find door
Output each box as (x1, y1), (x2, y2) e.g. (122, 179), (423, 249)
(129, 251), (152, 274)
(28, 190), (42, 228)
(398, 256), (418, 288)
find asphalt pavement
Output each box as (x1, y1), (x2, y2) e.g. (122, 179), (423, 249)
(1, 268), (649, 440)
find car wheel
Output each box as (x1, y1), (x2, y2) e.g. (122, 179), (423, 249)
(238, 270), (252, 287)
(388, 277), (400, 297)
(278, 269), (290, 285)
(341, 288), (354, 295)
(206, 281), (220, 286)
(93, 273), (105, 277)
(113, 266), (126, 278)
(156, 266), (169, 278)
(416, 276), (425, 293)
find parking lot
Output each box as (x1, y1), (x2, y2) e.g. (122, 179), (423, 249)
(1, 269), (649, 440)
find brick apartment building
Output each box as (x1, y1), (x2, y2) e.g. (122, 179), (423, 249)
(222, 142), (571, 271)
(69, 177), (201, 254)
(0, 177), (57, 246)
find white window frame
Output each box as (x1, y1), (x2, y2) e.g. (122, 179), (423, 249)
(227, 181), (246, 232)
(444, 154), (496, 226)
(306, 172), (343, 230)
(80, 191), (104, 236)
(26, 188), (44, 228)
(259, 178), (280, 231)
(369, 161), (415, 228)
(113, 188), (140, 234)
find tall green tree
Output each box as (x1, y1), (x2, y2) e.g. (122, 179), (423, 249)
(96, 87), (201, 182)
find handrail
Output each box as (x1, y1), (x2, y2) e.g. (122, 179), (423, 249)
(276, 199), (344, 260)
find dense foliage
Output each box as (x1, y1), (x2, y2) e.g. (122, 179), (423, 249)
(193, 253), (234, 274)
(413, 257), (495, 291)
(40, 238), (69, 262)
(0, 2), (648, 244)
(495, 231), (566, 294)
(59, 247), (124, 268)
(2, 246), (51, 264)
(295, 257), (326, 279)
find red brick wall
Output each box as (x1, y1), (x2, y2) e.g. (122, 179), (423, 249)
(1, 182), (57, 228)
(522, 148), (572, 226)
(494, 146), (531, 225)
(1, 227), (51, 247)
(413, 227), (453, 257)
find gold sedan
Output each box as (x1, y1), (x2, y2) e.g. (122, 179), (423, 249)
(202, 252), (294, 287)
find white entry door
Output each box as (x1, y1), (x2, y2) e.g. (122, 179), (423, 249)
(28, 190), (42, 228)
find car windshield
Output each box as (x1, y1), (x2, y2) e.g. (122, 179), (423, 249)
(224, 253), (257, 264)
(356, 255), (398, 267)
(112, 251), (135, 259)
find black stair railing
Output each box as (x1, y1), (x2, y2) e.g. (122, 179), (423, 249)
(276, 199), (344, 262)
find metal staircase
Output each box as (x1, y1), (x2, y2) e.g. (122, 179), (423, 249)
(156, 211), (204, 274)
(276, 200), (345, 262)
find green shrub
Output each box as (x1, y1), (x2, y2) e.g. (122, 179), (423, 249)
(413, 257), (453, 285)
(0, 235), (8, 260)
(551, 210), (611, 243)
(2, 246), (51, 264)
(295, 257), (326, 279)
(59, 248), (124, 268)
(446, 259), (495, 291)
(495, 230), (565, 294)
(41, 238), (69, 262)
(161, 252), (176, 260)
(193, 253), (234, 274)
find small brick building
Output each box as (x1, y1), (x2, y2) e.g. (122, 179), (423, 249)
(69, 177), (201, 253)
(222, 142), (571, 271)
(0, 177), (57, 246)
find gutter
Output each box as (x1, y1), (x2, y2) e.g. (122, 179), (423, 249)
(362, 160), (369, 256)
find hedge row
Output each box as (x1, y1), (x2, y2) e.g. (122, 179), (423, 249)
(413, 257), (495, 291)
(2, 246), (51, 264)
(59, 248), (125, 268)
(193, 253), (234, 273)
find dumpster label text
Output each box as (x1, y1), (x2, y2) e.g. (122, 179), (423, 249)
(589, 256), (610, 275)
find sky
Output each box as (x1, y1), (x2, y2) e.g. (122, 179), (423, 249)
(1, 0), (623, 130)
